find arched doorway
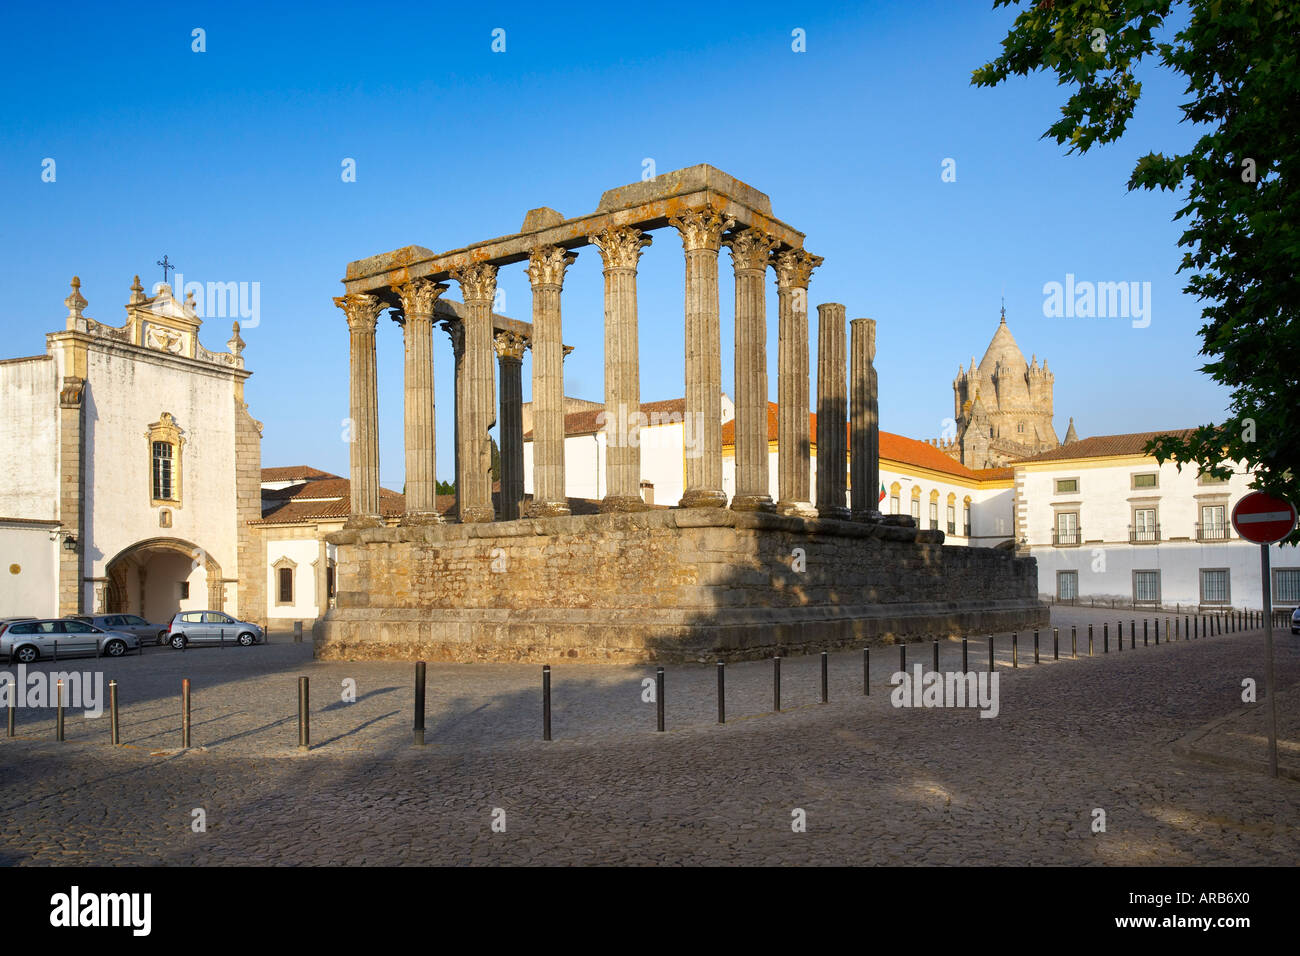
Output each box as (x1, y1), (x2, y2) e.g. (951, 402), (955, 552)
(104, 538), (224, 622)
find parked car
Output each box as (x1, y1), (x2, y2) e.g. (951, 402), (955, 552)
(0, 617), (36, 637)
(75, 614), (168, 645)
(1292, 607), (1299, 636)
(166, 611), (263, 649)
(1, 618), (139, 663)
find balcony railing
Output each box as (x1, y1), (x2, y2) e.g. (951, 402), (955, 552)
(1196, 522), (1229, 542)
(1129, 524), (1161, 544)
(1052, 529), (1082, 546)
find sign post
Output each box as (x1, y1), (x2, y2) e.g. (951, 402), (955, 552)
(1231, 491), (1298, 778)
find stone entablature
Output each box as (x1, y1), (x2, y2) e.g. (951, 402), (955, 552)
(319, 510), (1046, 663)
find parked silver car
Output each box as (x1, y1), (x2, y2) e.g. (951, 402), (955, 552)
(167, 611), (263, 649)
(75, 614), (168, 645)
(1, 618), (139, 663)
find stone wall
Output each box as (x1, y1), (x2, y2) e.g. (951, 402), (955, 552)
(319, 510), (1047, 663)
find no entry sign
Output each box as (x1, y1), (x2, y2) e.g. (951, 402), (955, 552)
(1231, 492), (1297, 544)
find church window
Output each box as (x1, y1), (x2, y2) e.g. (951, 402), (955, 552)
(146, 413), (185, 508)
(928, 501), (938, 531)
(910, 498), (920, 520)
(152, 443), (174, 501)
(946, 504), (956, 534)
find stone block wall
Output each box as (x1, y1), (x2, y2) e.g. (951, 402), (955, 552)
(319, 510), (1047, 663)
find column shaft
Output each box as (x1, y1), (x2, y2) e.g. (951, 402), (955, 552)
(590, 227), (652, 512)
(450, 264), (499, 522)
(726, 228), (779, 511)
(334, 293), (384, 527)
(671, 206), (733, 508)
(393, 279), (447, 523)
(526, 246), (576, 517)
(773, 249), (822, 516)
(495, 332), (528, 520)
(850, 317), (881, 520)
(816, 303), (849, 518)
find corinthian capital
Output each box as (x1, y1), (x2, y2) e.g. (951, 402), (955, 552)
(493, 330), (530, 362)
(391, 276), (449, 317)
(450, 262), (499, 303)
(526, 245), (578, 288)
(439, 318), (464, 355)
(333, 292), (385, 332)
(588, 226), (652, 271)
(771, 248), (824, 290)
(669, 205), (735, 253)
(724, 228), (780, 273)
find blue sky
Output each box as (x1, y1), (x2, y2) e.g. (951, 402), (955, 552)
(0, 0), (1215, 487)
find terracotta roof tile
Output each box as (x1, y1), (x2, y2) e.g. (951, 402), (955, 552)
(261, 465), (340, 482)
(1011, 429), (1196, 463)
(524, 398), (688, 440)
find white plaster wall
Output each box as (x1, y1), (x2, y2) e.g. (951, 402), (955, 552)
(1020, 456), (1299, 607)
(266, 538), (324, 619)
(0, 525), (58, 617)
(0, 357), (58, 519)
(75, 344), (238, 610)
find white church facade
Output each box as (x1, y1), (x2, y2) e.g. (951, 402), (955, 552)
(0, 276), (264, 622)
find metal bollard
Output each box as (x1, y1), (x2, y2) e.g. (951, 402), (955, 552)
(220, 629), (225, 649)
(863, 648), (870, 696)
(820, 652), (828, 704)
(56, 680), (65, 742)
(109, 680), (119, 746)
(899, 642), (906, 674)
(962, 637), (969, 673)
(656, 667), (665, 732)
(773, 657), (781, 713)
(1053, 626), (1059, 660)
(182, 678), (191, 749)
(987, 635), (994, 672)
(414, 661), (426, 746)
(294, 620), (303, 643)
(717, 661), (725, 724)
(1072, 624), (1078, 659)
(1144, 620), (1149, 647)
(1012, 633), (1018, 668)
(1033, 629), (1040, 664)
(1185, 615), (1190, 640)
(297, 676), (309, 752)
(932, 640), (939, 674)
(1131, 621), (1135, 650)
(543, 665), (552, 740)
(1088, 624), (1094, 656)
(1104, 623), (1109, 654)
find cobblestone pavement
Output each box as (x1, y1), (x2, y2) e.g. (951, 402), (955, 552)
(1, 608), (1296, 865)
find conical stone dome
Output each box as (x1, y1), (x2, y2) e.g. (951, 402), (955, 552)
(977, 309), (1028, 381)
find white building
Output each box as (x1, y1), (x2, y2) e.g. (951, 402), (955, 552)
(522, 395), (1016, 548)
(1012, 430), (1299, 611)
(0, 275), (262, 621)
(254, 466), (406, 625)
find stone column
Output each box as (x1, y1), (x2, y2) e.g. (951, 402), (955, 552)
(772, 248), (823, 516)
(850, 317), (881, 520)
(439, 319), (464, 521)
(669, 205), (734, 508)
(449, 264), (499, 522)
(589, 226), (652, 512)
(816, 303), (849, 519)
(526, 246), (577, 517)
(333, 292), (385, 527)
(494, 330), (529, 520)
(724, 227), (780, 511)
(392, 278), (448, 524)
